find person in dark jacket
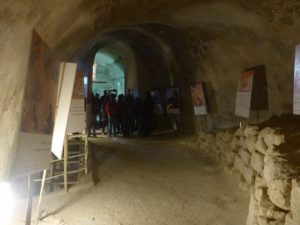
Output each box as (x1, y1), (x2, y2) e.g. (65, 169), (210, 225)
(106, 94), (117, 136)
(122, 94), (134, 137)
(140, 91), (153, 136)
(100, 90), (108, 134)
(116, 94), (124, 134)
(89, 93), (100, 136)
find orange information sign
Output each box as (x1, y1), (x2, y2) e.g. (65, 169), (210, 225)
(191, 83), (207, 115)
(293, 45), (300, 115)
(235, 70), (254, 118)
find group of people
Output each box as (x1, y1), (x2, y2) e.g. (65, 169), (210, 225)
(89, 89), (153, 137)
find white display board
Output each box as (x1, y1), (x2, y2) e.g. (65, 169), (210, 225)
(66, 99), (86, 133)
(51, 63), (77, 159)
(66, 69), (86, 133)
(293, 45), (300, 115)
(15, 133), (52, 177)
(191, 83), (207, 115)
(235, 70), (254, 118)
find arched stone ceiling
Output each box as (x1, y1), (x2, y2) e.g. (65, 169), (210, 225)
(10, 0), (294, 59)
(1, 0), (300, 180)
(26, 0), (300, 122)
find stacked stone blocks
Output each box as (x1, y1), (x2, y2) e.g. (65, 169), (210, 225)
(186, 126), (300, 225)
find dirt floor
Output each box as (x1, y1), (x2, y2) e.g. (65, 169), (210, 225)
(11, 135), (249, 225)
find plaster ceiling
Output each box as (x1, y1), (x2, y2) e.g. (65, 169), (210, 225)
(17, 0), (297, 59)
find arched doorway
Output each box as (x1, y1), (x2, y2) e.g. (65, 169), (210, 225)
(92, 48), (125, 96)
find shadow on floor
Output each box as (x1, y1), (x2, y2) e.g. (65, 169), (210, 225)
(88, 130), (192, 184)
(89, 142), (117, 185)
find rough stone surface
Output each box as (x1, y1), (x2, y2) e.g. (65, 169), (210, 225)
(255, 176), (267, 189)
(266, 208), (286, 221)
(264, 133), (285, 147)
(238, 137), (247, 149)
(216, 138), (226, 149)
(255, 187), (264, 202)
(186, 126), (297, 224)
(264, 155), (283, 183)
(267, 179), (291, 210)
(242, 166), (255, 185)
(234, 156), (246, 174)
(258, 128), (275, 139)
(251, 151), (265, 174)
(235, 127), (245, 137)
(290, 180), (300, 222)
(239, 148), (252, 165)
(284, 213), (299, 225)
(247, 192), (258, 225)
(269, 221), (285, 225)
(256, 188), (274, 218)
(244, 126), (259, 138)
(255, 138), (268, 155)
(257, 216), (269, 225)
(220, 132), (233, 143)
(224, 150), (236, 166)
(230, 136), (240, 151)
(245, 136), (258, 153)
(239, 175), (251, 192)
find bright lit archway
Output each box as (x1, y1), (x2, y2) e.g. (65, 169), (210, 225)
(92, 48), (125, 96)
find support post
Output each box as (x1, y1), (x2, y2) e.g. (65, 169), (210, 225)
(25, 175), (33, 225)
(35, 170), (47, 225)
(64, 134), (68, 192)
(84, 133), (88, 174)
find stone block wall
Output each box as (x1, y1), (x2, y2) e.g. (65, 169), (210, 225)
(184, 126), (300, 225)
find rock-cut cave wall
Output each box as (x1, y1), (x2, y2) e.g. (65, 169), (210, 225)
(1, 0), (300, 184)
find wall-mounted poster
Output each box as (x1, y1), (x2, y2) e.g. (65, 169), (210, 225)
(293, 45), (300, 115)
(191, 83), (207, 115)
(151, 90), (163, 115)
(166, 88), (180, 114)
(235, 70), (255, 118)
(12, 30), (60, 177)
(51, 63), (77, 159)
(66, 68), (86, 134)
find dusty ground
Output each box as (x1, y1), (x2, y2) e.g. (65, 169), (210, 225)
(11, 135), (249, 225)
